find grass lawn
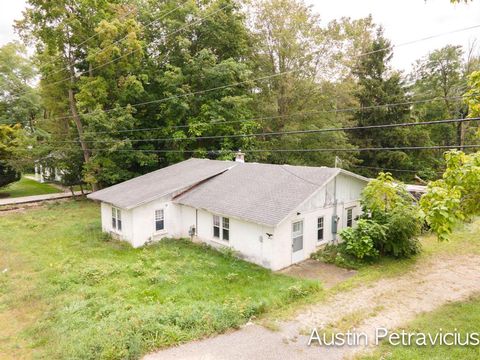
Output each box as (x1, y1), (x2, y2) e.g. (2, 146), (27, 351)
(0, 200), (320, 359)
(0, 177), (61, 199)
(361, 295), (480, 360)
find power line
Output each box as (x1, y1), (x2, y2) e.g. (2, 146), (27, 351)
(31, 6), (139, 75)
(18, 3), (228, 98)
(349, 164), (444, 174)
(44, 3), (186, 80)
(53, 95), (470, 135)
(7, 22), (478, 124)
(46, 144), (480, 154)
(50, 116), (480, 144)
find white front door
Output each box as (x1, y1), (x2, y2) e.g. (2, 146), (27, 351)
(291, 220), (305, 264)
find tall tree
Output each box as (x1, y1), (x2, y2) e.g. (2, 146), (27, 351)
(0, 42), (40, 130)
(352, 29), (431, 179)
(249, 0), (360, 166)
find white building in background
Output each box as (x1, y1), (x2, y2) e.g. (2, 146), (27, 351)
(88, 155), (369, 271)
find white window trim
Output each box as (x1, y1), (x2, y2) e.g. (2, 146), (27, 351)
(112, 207), (122, 233)
(154, 209), (166, 234)
(212, 214), (230, 243)
(346, 207), (355, 228)
(317, 216), (325, 242)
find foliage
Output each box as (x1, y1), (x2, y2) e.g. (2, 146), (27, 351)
(420, 150), (480, 241)
(464, 70), (480, 118)
(339, 219), (383, 260)
(311, 243), (365, 269)
(0, 200), (321, 359)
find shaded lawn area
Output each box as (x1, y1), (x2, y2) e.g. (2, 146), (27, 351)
(0, 177), (61, 199)
(362, 295), (480, 360)
(0, 200), (320, 359)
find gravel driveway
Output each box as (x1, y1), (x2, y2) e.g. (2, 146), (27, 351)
(144, 253), (480, 360)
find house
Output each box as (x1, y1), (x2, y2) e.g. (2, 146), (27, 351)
(87, 155), (369, 270)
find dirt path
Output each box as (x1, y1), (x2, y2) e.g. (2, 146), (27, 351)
(144, 254), (480, 360)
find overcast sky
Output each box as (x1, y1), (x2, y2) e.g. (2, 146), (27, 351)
(1, 0), (479, 72)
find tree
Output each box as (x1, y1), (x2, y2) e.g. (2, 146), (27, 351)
(248, 0), (361, 167)
(352, 29), (430, 179)
(410, 45), (471, 148)
(0, 42), (41, 130)
(0, 125), (23, 188)
(420, 150), (480, 241)
(360, 172), (423, 257)
(16, 0), (150, 189)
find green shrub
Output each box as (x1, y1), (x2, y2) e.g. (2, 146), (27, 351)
(339, 219), (384, 260)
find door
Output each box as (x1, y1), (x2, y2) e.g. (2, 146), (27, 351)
(291, 220), (304, 264)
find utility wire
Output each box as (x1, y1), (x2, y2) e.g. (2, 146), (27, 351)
(349, 164), (444, 174)
(6, 22), (478, 124)
(44, 3), (187, 79)
(46, 144), (480, 154)
(15, 3), (228, 99)
(0, 94), (464, 127)
(50, 116), (480, 144)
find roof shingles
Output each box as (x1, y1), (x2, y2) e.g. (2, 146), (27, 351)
(174, 163), (340, 226)
(87, 158), (235, 209)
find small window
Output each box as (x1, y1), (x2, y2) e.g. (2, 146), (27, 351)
(222, 217), (229, 241)
(317, 216), (324, 241)
(347, 208), (353, 227)
(112, 208), (117, 229)
(112, 207), (122, 231)
(155, 209), (164, 231)
(213, 215), (220, 238)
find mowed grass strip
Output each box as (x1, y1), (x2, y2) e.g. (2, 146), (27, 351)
(361, 295), (480, 360)
(0, 200), (320, 359)
(0, 177), (61, 199)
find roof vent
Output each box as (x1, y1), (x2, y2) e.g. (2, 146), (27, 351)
(235, 150), (245, 163)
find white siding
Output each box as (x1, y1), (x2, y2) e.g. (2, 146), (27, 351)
(97, 172), (367, 270)
(180, 205), (276, 269)
(100, 202), (134, 243)
(271, 174), (365, 270)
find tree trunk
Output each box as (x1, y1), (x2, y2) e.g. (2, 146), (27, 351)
(68, 63), (98, 191)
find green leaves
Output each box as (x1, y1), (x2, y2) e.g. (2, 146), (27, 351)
(421, 150), (480, 241)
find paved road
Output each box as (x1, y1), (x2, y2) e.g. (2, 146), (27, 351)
(0, 191), (90, 206)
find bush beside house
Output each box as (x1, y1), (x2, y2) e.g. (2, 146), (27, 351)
(313, 172), (423, 268)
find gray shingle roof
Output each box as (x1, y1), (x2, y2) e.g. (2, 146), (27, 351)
(87, 158), (235, 209)
(174, 162), (342, 227)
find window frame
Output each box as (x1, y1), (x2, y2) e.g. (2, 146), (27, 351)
(213, 214), (230, 242)
(213, 215), (220, 238)
(112, 207), (122, 232)
(317, 216), (324, 241)
(155, 209), (165, 232)
(222, 217), (230, 241)
(346, 208), (354, 228)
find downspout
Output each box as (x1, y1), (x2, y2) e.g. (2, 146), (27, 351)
(195, 209), (198, 238)
(333, 176), (338, 243)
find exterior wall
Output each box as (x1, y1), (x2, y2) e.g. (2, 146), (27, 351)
(100, 202), (134, 244)
(130, 195), (183, 248)
(271, 174), (366, 270)
(97, 172), (366, 270)
(179, 205), (276, 269)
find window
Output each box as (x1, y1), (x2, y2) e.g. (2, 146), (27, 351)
(292, 220), (304, 252)
(155, 209), (164, 231)
(112, 207), (122, 231)
(317, 216), (324, 241)
(222, 217), (229, 241)
(213, 215), (220, 238)
(213, 215), (229, 241)
(346, 208), (353, 227)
